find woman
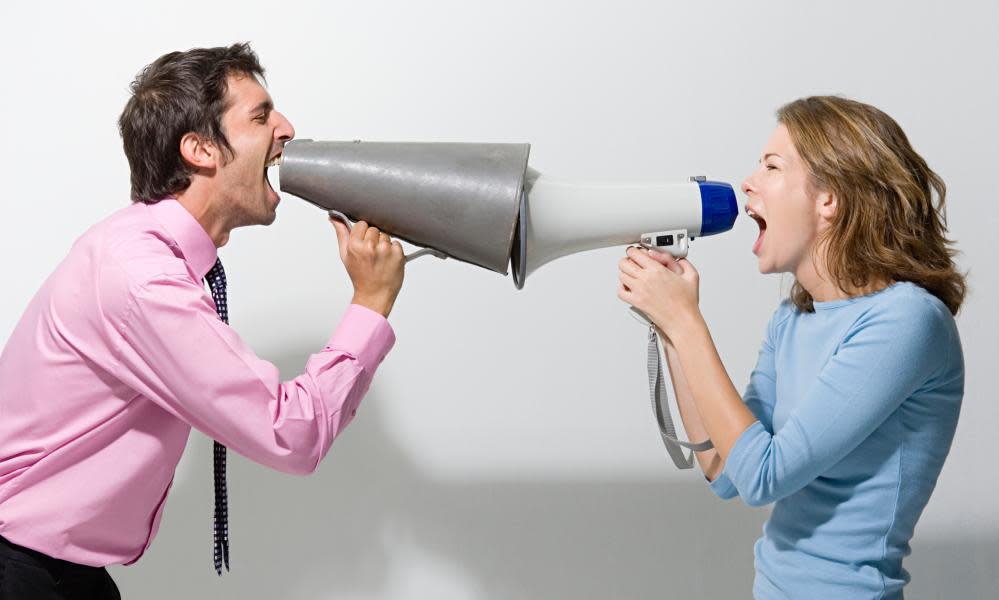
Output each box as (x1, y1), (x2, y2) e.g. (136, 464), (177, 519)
(618, 96), (965, 598)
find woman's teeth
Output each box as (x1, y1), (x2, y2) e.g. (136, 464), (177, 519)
(745, 206), (767, 230)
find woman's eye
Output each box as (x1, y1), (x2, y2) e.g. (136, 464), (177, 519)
(765, 164), (777, 171)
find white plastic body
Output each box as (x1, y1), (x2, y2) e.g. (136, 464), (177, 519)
(522, 176), (703, 279)
(640, 228), (689, 259)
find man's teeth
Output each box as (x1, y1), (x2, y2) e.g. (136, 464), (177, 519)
(265, 154), (282, 168)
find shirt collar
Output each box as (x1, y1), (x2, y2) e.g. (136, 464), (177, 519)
(146, 197), (218, 280)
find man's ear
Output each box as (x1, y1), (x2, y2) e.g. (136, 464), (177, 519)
(179, 133), (219, 170)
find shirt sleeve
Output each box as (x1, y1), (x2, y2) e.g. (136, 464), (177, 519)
(111, 273), (395, 475)
(707, 303), (785, 501)
(721, 298), (952, 507)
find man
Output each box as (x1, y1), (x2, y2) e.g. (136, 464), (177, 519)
(0, 43), (404, 598)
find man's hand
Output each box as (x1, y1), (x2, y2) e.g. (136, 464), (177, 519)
(331, 217), (405, 318)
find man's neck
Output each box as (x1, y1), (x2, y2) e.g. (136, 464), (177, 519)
(174, 187), (230, 248)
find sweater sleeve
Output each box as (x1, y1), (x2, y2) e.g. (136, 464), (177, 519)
(708, 303), (787, 500)
(720, 297), (951, 507)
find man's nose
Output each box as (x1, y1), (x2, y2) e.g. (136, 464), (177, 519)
(274, 110), (295, 143)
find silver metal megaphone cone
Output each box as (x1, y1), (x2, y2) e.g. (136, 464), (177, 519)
(279, 139), (531, 274)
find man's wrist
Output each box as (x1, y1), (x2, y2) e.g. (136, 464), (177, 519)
(351, 293), (393, 318)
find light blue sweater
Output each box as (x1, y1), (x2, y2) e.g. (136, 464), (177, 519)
(710, 282), (963, 599)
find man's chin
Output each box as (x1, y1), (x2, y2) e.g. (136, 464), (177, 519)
(240, 204), (278, 228)
(259, 193), (280, 225)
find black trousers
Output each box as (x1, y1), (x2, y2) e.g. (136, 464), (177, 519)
(0, 535), (120, 600)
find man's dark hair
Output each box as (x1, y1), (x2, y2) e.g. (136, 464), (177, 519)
(118, 42), (265, 203)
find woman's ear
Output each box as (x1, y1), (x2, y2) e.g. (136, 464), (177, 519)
(816, 189), (838, 223)
(179, 132), (218, 170)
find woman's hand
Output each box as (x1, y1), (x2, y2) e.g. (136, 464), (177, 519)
(617, 247), (701, 338)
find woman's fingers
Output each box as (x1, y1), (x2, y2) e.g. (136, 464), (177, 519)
(617, 283), (633, 303)
(618, 257), (643, 278)
(677, 258), (700, 281)
(626, 246), (666, 270)
(645, 247), (679, 269)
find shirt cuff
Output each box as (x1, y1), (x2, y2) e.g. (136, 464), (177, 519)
(707, 472), (739, 500)
(325, 304), (396, 370)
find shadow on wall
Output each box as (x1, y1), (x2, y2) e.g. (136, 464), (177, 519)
(109, 352), (996, 600)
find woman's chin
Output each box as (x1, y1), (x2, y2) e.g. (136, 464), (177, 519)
(756, 256), (777, 275)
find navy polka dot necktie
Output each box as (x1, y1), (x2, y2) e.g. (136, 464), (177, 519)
(204, 258), (230, 575)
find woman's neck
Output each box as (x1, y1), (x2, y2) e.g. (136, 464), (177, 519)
(795, 247), (892, 302)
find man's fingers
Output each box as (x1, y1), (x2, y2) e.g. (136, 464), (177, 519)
(330, 218), (350, 259)
(390, 240), (405, 259)
(362, 224), (382, 244)
(352, 221), (370, 243)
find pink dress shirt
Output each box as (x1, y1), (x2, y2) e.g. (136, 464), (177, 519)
(0, 198), (395, 567)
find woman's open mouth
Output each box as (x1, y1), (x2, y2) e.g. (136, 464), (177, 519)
(746, 206), (767, 255)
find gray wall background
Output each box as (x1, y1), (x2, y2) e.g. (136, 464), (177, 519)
(1, 1), (996, 597)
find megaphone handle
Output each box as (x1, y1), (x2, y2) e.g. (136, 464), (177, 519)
(327, 210), (448, 263)
(403, 247), (448, 263)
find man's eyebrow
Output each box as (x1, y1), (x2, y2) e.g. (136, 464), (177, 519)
(249, 100), (273, 115)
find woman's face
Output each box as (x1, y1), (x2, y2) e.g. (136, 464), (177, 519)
(741, 124), (825, 275)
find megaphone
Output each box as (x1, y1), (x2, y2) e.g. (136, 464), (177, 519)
(278, 140), (739, 285)
(512, 171), (737, 288)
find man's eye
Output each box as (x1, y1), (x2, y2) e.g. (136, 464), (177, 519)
(254, 115), (268, 123)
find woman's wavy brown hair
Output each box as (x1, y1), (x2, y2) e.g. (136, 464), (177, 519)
(777, 96), (966, 315)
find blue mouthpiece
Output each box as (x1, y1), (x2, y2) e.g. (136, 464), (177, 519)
(698, 181), (738, 237)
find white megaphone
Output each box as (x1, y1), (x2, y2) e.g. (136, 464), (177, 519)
(511, 170), (737, 288)
(277, 140), (739, 286)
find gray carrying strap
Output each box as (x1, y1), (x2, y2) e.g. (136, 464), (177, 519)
(647, 327), (714, 469)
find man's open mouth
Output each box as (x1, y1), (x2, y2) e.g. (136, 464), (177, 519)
(264, 152), (283, 191)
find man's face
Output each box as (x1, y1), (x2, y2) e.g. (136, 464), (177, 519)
(214, 73), (295, 227)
